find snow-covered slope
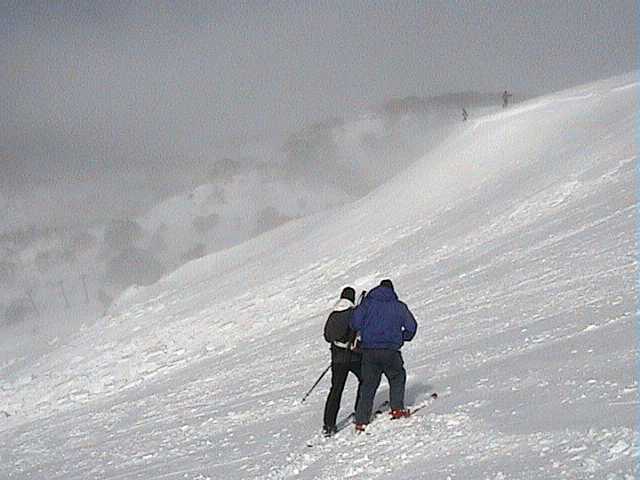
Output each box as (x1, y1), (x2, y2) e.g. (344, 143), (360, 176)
(1, 73), (637, 479)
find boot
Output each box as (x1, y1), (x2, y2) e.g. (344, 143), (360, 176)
(354, 423), (366, 433)
(390, 408), (411, 419)
(322, 425), (337, 437)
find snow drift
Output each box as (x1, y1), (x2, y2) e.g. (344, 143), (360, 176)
(1, 73), (637, 479)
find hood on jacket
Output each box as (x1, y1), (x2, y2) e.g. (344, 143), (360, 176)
(367, 285), (398, 302)
(333, 298), (355, 312)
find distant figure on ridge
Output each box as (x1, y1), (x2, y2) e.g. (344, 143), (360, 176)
(350, 279), (417, 433)
(462, 108), (468, 121)
(502, 90), (513, 108)
(322, 287), (363, 437)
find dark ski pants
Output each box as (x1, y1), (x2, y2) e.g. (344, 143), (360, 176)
(355, 349), (406, 424)
(323, 360), (362, 429)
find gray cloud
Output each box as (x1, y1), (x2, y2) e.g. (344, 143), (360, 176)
(1, 1), (636, 193)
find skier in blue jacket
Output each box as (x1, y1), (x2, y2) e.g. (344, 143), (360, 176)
(350, 279), (417, 432)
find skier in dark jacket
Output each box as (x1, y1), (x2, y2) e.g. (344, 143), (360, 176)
(322, 286), (362, 437)
(351, 279), (417, 432)
(502, 90), (513, 108)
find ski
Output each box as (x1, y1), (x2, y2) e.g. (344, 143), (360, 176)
(334, 412), (355, 432)
(357, 392), (438, 435)
(410, 392), (438, 415)
(306, 398), (391, 447)
(369, 392), (437, 423)
(305, 394), (437, 446)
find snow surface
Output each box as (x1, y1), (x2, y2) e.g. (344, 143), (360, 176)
(0, 73), (637, 479)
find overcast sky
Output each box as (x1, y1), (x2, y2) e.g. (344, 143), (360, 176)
(1, 0), (637, 189)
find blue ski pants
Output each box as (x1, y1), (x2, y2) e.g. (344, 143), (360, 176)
(355, 349), (407, 424)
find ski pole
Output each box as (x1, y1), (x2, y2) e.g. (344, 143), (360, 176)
(301, 364), (331, 403)
(357, 290), (366, 305)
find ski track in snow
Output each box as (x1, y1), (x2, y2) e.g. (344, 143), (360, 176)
(0, 73), (637, 479)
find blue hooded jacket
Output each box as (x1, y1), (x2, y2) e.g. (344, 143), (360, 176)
(350, 285), (417, 350)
